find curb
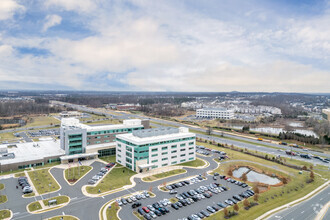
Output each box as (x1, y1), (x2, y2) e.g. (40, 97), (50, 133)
(26, 196), (71, 214)
(141, 169), (187, 183)
(315, 200), (330, 220)
(45, 214), (80, 220)
(258, 180), (330, 220)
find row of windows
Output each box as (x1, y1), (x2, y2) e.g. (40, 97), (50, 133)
(87, 127), (142, 136)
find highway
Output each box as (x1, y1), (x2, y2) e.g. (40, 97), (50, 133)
(268, 185), (330, 220)
(53, 101), (330, 167)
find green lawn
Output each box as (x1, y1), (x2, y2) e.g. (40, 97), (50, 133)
(0, 184), (4, 190)
(86, 166), (135, 194)
(180, 158), (206, 167)
(99, 155), (116, 164)
(48, 216), (78, 220)
(14, 172), (26, 178)
(197, 141), (327, 220)
(42, 196), (69, 206)
(27, 201), (42, 212)
(0, 168), (31, 176)
(28, 168), (60, 195)
(23, 193), (35, 198)
(0, 196), (7, 204)
(142, 169), (186, 182)
(0, 209), (11, 219)
(64, 166), (92, 184)
(22, 116), (59, 128)
(106, 202), (120, 220)
(0, 132), (17, 141)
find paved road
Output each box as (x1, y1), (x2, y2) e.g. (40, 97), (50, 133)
(55, 101), (330, 160)
(0, 154), (219, 220)
(268, 185), (330, 220)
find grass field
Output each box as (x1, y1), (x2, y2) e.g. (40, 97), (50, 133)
(22, 116), (59, 128)
(197, 141), (327, 220)
(0, 209), (11, 219)
(86, 166), (135, 194)
(106, 202), (120, 220)
(28, 168), (60, 195)
(99, 155), (116, 164)
(0, 196), (7, 204)
(180, 158), (206, 167)
(64, 166), (92, 184)
(48, 216), (78, 220)
(27, 201), (42, 212)
(0, 132), (17, 141)
(42, 196), (69, 206)
(0, 183), (4, 190)
(142, 169), (186, 182)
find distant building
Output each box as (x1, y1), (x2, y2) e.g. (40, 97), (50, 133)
(116, 127), (196, 173)
(196, 108), (234, 119)
(322, 109), (330, 121)
(59, 111), (82, 118)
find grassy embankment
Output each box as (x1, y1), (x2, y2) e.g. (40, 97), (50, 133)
(142, 169), (186, 182)
(64, 166), (92, 184)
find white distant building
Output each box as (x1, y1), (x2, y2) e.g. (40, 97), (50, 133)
(196, 108), (234, 119)
(116, 127), (196, 173)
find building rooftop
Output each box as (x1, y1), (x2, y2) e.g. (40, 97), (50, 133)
(132, 127), (179, 138)
(61, 118), (144, 132)
(198, 108), (232, 111)
(116, 127), (195, 145)
(0, 140), (64, 165)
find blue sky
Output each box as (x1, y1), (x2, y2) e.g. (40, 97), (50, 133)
(0, 0), (329, 92)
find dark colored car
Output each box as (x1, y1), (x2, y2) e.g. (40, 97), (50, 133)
(171, 203), (179, 210)
(138, 207), (144, 215)
(154, 210), (162, 216)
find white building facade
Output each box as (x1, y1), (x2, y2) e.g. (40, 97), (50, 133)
(196, 108), (234, 119)
(116, 127), (196, 173)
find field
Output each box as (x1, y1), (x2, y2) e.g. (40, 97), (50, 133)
(28, 168), (60, 195)
(0, 132), (17, 141)
(22, 116), (59, 128)
(86, 166), (135, 194)
(64, 166), (92, 184)
(198, 141), (328, 220)
(142, 169), (186, 182)
(83, 119), (121, 125)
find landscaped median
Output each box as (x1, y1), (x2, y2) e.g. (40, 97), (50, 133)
(180, 158), (208, 168)
(86, 166), (135, 194)
(27, 168), (60, 195)
(0, 209), (12, 219)
(47, 216), (78, 220)
(64, 165), (92, 185)
(142, 169), (186, 182)
(27, 195), (70, 213)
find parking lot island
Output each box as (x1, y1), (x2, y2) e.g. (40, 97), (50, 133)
(28, 168), (60, 195)
(27, 195), (70, 213)
(64, 165), (92, 185)
(142, 169), (186, 182)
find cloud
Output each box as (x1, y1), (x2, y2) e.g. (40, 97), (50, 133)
(42, 14), (62, 32)
(0, 0), (25, 20)
(45, 0), (96, 13)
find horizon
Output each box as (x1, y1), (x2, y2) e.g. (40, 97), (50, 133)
(1, 0), (330, 92)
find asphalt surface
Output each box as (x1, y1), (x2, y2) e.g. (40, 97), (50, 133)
(268, 185), (330, 220)
(0, 154), (220, 220)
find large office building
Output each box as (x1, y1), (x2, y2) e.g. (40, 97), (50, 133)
(196, 108), (234, 119)
(116, 127), (196, 173)
(0, 118), (149, 172)
(59, 118), (149, 163)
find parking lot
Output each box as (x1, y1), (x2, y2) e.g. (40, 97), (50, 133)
(118, 171), (252, 220)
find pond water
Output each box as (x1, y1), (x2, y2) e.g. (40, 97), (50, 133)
(233, 167), (281, 185)
(230, 126), (318, 138)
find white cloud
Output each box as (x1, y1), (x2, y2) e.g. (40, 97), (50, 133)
(45, 0), (96, 13)
(42, 14), (62, 32)
(0, 0), (24, 20)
